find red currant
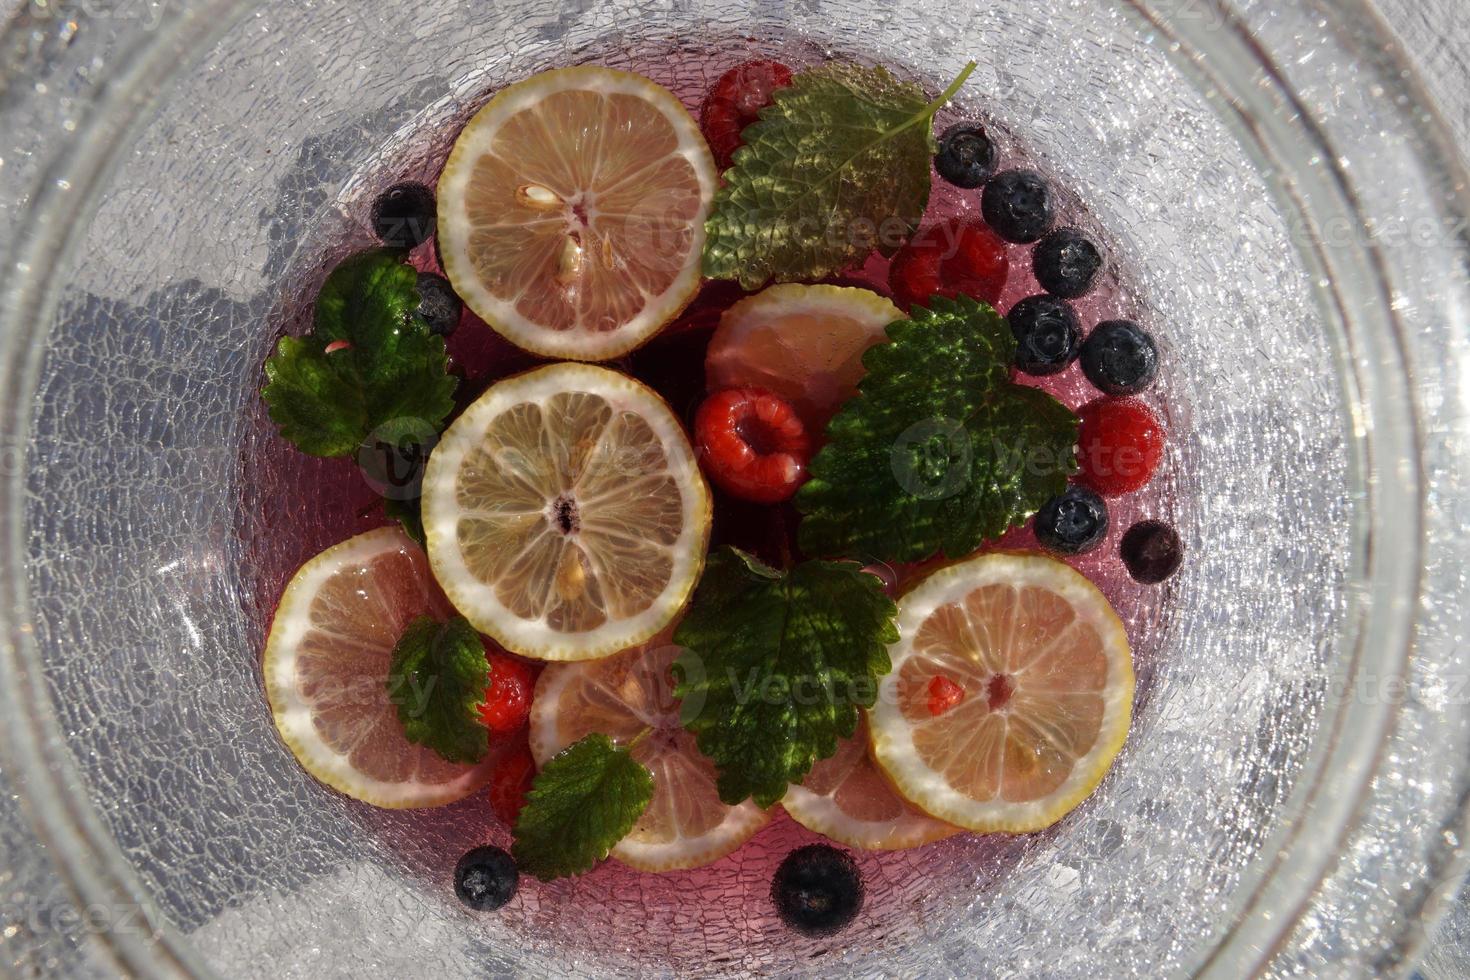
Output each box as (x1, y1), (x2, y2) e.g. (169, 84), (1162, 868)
(889, 219), (1009, 310)
(700, 60), (793, 170)
(488, 742), (536, 826)
(927, 675), (966, 716)
(479, 651), (535, 734)
(694, 387), (811, 504)
(1076, 398), (1165, 496)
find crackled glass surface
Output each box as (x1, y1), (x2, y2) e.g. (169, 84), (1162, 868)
(3, 0), (1470, 977)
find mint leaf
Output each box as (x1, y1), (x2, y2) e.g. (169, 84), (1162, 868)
(384, 495), (425, 548)
(796, 296), (1079, 563)
(386, 615), (488, 765)
(703, 61), (975, 290)
(672, 548), (898, 808)
(262, 249), (457, 457)
(512, 734), (654, 880)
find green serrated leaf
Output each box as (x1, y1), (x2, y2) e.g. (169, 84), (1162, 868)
(672, 547), (898, 809)
(384, 495), (425, 548)
(512, 734), (655, 880)
(262, 248), (457, 457)
(702, 61), (975, 290)
(386, 615), (488, 765)
(796, 296), (1079, 563)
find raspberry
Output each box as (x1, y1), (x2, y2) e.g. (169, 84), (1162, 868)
(694, 387), (811, 504)
(926, 675), (966, 716)
(888, 220), (1009, 310)
(488, 743), (536, 826)
(700, 60), (793, 170)
(479, 651), (535, 734)
(887, 243), (944, 309)
(1076, 398), (1165, 496)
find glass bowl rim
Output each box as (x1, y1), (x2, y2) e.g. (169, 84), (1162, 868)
(0, 0), (1467, 975)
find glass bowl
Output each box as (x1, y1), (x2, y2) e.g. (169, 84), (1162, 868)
(2, 0), (1469, 976)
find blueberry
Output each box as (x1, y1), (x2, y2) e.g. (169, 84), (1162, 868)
(981, 169), (1054, 243)
(1121, 520), (1183, 583)
(415, 272), (463, 337)
(1033, 228), (1102, 299)
(453, 845), (518, 911)
(1008, 295), (1081, 376)
(372, 182), (437, 249)
(934, 123), (997, 189)
(1035, 486), (1109, 555)
(771, 844), (863, 937)
(1080, 320), (1159, 396)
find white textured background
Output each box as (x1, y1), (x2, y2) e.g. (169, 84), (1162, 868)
(0, 0), (1467, 976)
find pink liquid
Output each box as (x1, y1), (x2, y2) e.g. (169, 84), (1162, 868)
(235, 33), (1177, 970)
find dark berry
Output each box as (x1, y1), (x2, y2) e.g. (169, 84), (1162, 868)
(1034, 486), (1109, 556)
(1121, 520), (1183, 583)
(701, 60), (794, 170)
(981, 169), (1054, 243)
(1008, 295), (1081, 376)
(888, 220), (1009, 309)
(1076, 398), (1165, 496)
(454, 846), (518, 911)
(372, 182), (437, 248)
(1080, 320), (1159, 396)
(1033, 228), (1102, 298)
(771, 844), (863, 937)
(934, 122), (997, 189)
(415, 272), (463, 337)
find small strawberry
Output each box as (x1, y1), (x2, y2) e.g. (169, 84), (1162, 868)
(700, 60), (794, 170)
(1076, 398), (1165, 496)
(888, 220), (1009, 310)
(694, 387), (811, 504)
(479, 651), (535, 734)
(489, 742), (536, 826)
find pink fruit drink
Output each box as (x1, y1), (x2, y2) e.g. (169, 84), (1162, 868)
(239, 36), (1176, 969)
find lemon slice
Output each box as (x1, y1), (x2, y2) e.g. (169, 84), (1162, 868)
(530, 640), (769, 871)
(422, 363), (711, 661)
(781, 714), (960, 850)
(263, 527), (498, 808)
(870, 552), (1134, 833)
(438, 66), (716, 361)
(705, 284), (901, 431)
